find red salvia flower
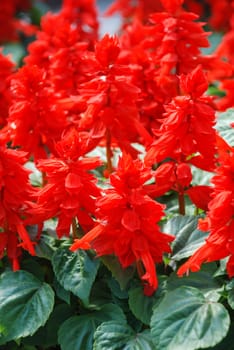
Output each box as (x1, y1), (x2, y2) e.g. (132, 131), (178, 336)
(178, 137), (234, 277)
(31, 128), (101, 238)
(77, 34), (152, 158)
(206, 0), (234, 32)
(25, 0), (98, 69)
(105, 0), (163, 26)
(0, 137), (36, 270)
(151, 161), (192, 198)
(145, 66), (217, 172)
(7, 65), (68, 160)
(61, 0), (98, 46)
(70, 153), (174, 295)
(212, 15), (234, 110)
(146, 4), (210, 75)
(0, 51), (15, 128)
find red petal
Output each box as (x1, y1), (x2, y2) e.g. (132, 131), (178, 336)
(186, 185), (213, 211)
(121, 209), (140, 232)
(65, 173), (82, 190)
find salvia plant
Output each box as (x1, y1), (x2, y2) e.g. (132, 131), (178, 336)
(0, 0), (234, 349)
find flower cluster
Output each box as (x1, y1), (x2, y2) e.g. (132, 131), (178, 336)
(0, 0), (234, 296)
(178, 137), (234, 277)
(70, 153), (174, 295)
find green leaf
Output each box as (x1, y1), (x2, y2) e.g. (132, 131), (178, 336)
(168, 263), (221, 298)
(227, 279), (234, 309)
(35, 232), (58, 260)
(205, 321), (234, 350)
(21, 258), (45, 282)
(190, 165), (213, 186)
(93, 321), (156, 350)
(123, 330), (156, 350)
(58, 304), (126, 350)
(52, 247), (99, 305)
(25, 162), (42, 187)
(107, 277), (129, 299)
(216, 109), (234, 146)
(101, 255), (135, 290)
(163, 215), (208, 260)
(128, 277), (167, 325)
(2, 44), (25, 65)
(53, 277), (71, 304)
(0, 271), (54, 344)
(151, 286), (230, 350)
(22, 303), (74, 347)
(201, 32), (222, 54)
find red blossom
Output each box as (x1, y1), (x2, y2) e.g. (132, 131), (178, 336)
(76, 34), (152, 156)
(146, 9), (210, 75)
(70, 153), (174, 295)
(7, 65), (68, 160)
(207, 0), (234, 32)
(178, 139), (234, 277)
(30, 128), (101, 238)
(145, 66), (217, 172)
(0, 138), (37, 270)
(105, 0), (163, 25)
(0, 52), (15, 128)
(149, 161), (192, 198)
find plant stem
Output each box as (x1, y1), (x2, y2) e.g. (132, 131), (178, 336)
(106, 129), (113, 174)
(72, 217), (78, 239)
(178, 190), (185, 215)
(136, 260), (145, 279)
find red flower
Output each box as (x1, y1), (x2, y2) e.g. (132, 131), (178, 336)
(70, 153), (174, 295)
(160, 0), (184, 14)
(61, 0), (98, 45)
(0, 138), (36, 270)
(149, 161), (192, 198)
(0, 51), (15, 128)
(31, 128), (101, 238)
(178, 139), (234, 277)
(105, 0), (163, 26)
(206, 0), (233, 31)
(145, 66), (217, 172)
(146, 7), (210, 75)
(76, 34), (152, 157)
(7, 65), (68, 160)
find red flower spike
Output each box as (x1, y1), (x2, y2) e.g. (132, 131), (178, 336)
(145, 66), (217, 172)
(206, 0), (233, 32)
(0, 51), (15, 128)
(105, 0), (164, 26)
(147, 10), (211, 75)
(70, 153), (174, 295)
(95, 35), (120, 67)
(8, 65), (68, 160)
(0, 140), (37, 269)
(160, 0), (184, 13)
(30, 128), (102, 238)
(180, 65), (208, 99)
(178, 140), (234, 278)
(76, 34), (152, 156)
(61, 0), (99, 45)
